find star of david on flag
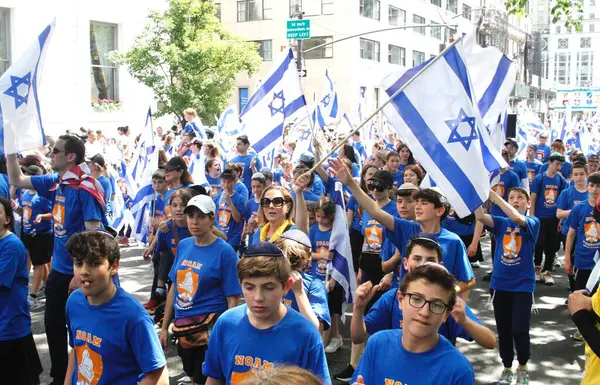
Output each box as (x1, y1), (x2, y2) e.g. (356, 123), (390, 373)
(0, 19), (55, 155)
(381, 34), (506, 218)
(240, 48), (307, 168)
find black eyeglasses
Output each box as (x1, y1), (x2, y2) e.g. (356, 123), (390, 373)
(51, 148), (65, 154)
(260, 197), (288, 208)
(367, 183), (386, 192)
(405, 293), (449, 315)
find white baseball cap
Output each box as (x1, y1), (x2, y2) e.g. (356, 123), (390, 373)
(184, 195), (216, 215)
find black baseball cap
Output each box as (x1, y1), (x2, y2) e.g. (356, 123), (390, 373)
(87, 154), (106, 168)
(164, 156), (186, 171)
(370, 170), (394, 189)
(504, 138), (518, 149)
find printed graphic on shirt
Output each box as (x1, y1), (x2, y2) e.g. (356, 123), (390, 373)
(543, 186), (558, 208)
(23, 207), (32, 226)
(536, 151), (544, 161)
(73, 329), (104, 385)
(219, 202), (232, 231)
(365, 222), (383, 250)
(170, 239), (177, 257)
(583, 217), (600, 245)
(315, 259), (328, 276)
(501, 226), (522, 265)
(283, 298), (292, 307)
(493, 184), (505, 198)
(176, 267), (199, 307)
(231, 355), (275, 385)
(527, 170), (536, 183)
(53, 198), (66, 236)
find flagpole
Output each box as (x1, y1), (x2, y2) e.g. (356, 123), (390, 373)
(307, 35), (465, 175)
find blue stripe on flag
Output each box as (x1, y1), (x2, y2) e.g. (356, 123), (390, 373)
(32, 23), (53, 147)
(385, 60), (431, 97)
(478, 56), (512, 118)
(390, 92), (482, 211)
(444, 47), (472, 102)
(252, 96), (307, 153)
(240, 50), (294, 117)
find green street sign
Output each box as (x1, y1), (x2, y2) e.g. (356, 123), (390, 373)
(287, 19), (311, 40)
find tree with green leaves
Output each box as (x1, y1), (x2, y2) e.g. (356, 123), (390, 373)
(109, 0), (262, 123)
(507, 0), (583, 32)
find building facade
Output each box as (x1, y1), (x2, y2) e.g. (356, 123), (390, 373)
(219, 0), (482, 118)
(0, 0), (171, 137)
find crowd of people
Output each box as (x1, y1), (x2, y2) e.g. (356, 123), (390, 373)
(1, 107), (600, 385)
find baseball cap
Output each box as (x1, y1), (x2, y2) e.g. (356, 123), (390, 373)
(280, 229), (312, 249)
(164, 156), (186, 171)
(370, 170), (394, 189)
(548, 152), (565, 162)
(87, 154), (106, 168)
(588, 154), (599, 163)
(299, 152), (315, 164)
(184, 194), (216, 215)
(243, 242), (284, 258)
(504, 138), (518, 149)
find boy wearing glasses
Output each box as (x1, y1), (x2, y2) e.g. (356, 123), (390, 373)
(350, 263), (475, 385)
(351, 234), (495, 349)
(475, 187), (540, 385)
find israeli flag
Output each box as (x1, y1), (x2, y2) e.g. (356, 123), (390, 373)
(315, 69), (339, 126)
(240, 48), (307, 168)
(516, 119), (530, 159)
(329, 182), (358, 319)
(216, 105), (241, 154)
(382, 39), (506, 218)
(0, 20), (55, 155)
(128, 108), (158, 243)
(186, 119), (207, 140)
(463, 33), (517, 129)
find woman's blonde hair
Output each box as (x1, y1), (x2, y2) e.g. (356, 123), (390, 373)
(257, 186), (295, 224)
(272, 238), (311, 271)
(239, 366), (323, 385)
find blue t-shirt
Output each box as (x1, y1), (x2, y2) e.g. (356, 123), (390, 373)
(364, 288), (481, 344)
(490, 216), (540, 293)
(98, 175), (113, 203)
(291, 190), (320, 203)
(20, 190), (53, 235)
(530, 173), (568, 218)
(155, 221), (192, 259)
(524, 159), (543, 188)
(245, 198), (261, 247)
(234, 181), (249, 199)
(536, 143), (551, 162)
(206, 175), (223, 197)
(283, 271), (331, 330)
(362, 200), (398, 253)
(168, 237), (241, 318)
(31, 174), (102, 275)
(569, 202), (600, 270)
(66, 288), (166, 384)
(443, 209), (475, 237)
(0, 233), (30, 341)
(151, 193), (167, 219)
(310, 173), (326, 198)
(392, 170), (403, 190)
(214, 191), (247, 247)
(388, 218), (474, 283)
(309, 225), (332, 281)
(490, 169), (520, 217)
(202, 304), (331, 385)
(351, 329), (475, 385)
(347, 196), (363, 232)
(0, 173), (9, 199)
(509, 159), (528, 183)
(557, 187), (589, 235)
(230, 154), (261, 193)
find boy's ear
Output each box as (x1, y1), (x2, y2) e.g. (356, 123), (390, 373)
(402, 257), (409, 271)
(110, 259), (120, 276)
(284, 277), (293, 293)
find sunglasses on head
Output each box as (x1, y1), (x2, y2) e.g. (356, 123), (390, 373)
(367, 183), (386, 192)
(260, 197), (289, 208)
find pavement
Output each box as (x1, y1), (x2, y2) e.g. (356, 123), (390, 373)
(32, 236), (586, 385)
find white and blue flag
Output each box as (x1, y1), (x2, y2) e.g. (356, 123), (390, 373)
(240, 48), (307, 168)
(128, 108), (158, 243)
(216, 105), (241, 155)
(0, 20), (55, 155)
(382, 38), (506, 218)
(329, 182), (357, 318)
(314, 69), (338, 128)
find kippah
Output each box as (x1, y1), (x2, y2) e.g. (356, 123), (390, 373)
(410, 232), (441, 247)
(243, 242), (284, 258)
(280, 229), (312, 249)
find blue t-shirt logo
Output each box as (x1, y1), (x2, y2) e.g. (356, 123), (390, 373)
(365, 222), (383, 251)
(218, 201), (233, 231)
(53, 200), (66, 236)
(584, 220), (600, 244)
(176, 266), (200, 307)
(502, 227), (522, 263)
(543, 187), (558, 208)
(232, 356), (274, 384)
(75, 343), (103, 384)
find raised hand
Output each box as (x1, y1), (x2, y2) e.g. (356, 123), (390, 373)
(329, 158), (353, 185)
(354, 281), (380, 309)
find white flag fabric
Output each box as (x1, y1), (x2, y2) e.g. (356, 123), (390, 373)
(240, 48), (307, 168)
(0, 20), (55, 155)
(216, 105), (241, 155)
(382, 37), (506, 217)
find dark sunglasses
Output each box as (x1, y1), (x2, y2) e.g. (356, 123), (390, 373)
(260, 197), (289, 208)
(50, 147), (65, 154)
(367, 183), (386, 192)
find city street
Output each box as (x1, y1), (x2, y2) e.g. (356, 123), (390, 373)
(32, 236), (586, 385)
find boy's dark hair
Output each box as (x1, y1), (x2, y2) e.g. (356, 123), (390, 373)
(400, 264), (457, 312)
(237, 256), (292, 287)
(152, 169), (166, 181)
(317, 198), (336, 222)
(414, 189), (450, 221)
(237, 135), (250, 145)
(260, 170), (274, 184)
(0, 197), (14, 232)
(571, 162), (588, 175)
(507, 187), (530, 201)
(227, 163), (243, 177)
(405, 237), (443, 262)
(306, 200), (318, 214)
(386, 151), (400, 161)
(66, 231), (120, 266)
(588, 172), (600, 185)
(293, 165), (314, 187)
(220, 168), (237, 181)
(58, 134), (86, 164)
